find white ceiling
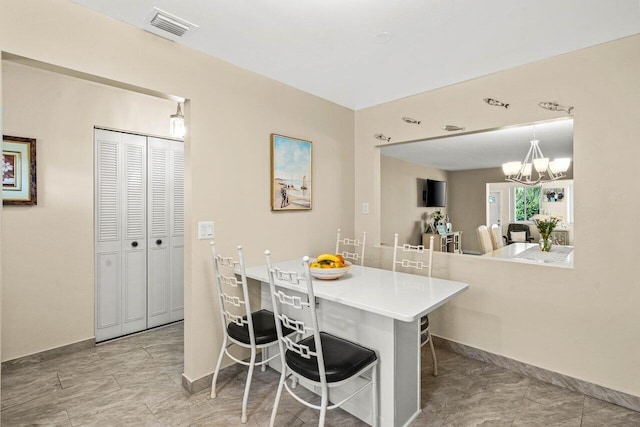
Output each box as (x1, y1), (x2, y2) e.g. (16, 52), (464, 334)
(380, 119), (573, 171)
(69, 0), (640, 110)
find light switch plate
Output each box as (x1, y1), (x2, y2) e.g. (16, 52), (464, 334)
(198, 221), (214, 240)
(362, 202), (369, 214)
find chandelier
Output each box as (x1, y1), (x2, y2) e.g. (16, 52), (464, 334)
(502, 134), (571, 186)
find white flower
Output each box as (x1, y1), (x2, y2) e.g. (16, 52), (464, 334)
(532, 214), (562, 222)
(2, 159), (13, 174)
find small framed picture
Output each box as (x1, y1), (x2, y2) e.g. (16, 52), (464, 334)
(3, 135), (37, 205)
(544, 188), (565, 202)
(270, 134), (312, 211)
(437, 225), (447, 234)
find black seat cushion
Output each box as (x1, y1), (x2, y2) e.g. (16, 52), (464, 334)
(285, 332), (377, 383)
(420, 315), (430, 332)
(227, 309), (295, 345)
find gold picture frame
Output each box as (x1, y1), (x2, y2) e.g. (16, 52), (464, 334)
(270, 134), (312, 211)
(2, 135), (37, 205)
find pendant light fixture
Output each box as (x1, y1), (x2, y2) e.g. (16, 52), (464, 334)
(502, 129), (571, 186)
(170, 103), (185, 139)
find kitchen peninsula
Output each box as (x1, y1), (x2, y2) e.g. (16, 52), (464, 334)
(243, 259), (469, 426)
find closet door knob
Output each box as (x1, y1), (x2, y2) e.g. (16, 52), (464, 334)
(131, 241), (138, 248)
(156, 239), (162, 245)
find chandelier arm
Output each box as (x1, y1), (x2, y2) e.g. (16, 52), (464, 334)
(532, 141), (544, 159)
(513, 143), (536, 182)
(533, 142), (547, 179)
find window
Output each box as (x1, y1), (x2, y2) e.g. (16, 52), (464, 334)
(513, 186), (540, 221)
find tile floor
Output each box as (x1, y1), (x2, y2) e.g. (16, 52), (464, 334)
(2, 322), (639, 426)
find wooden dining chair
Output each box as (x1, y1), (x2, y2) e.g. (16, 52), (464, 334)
(265, 251), (379, 427)
(476, 225), (494, 254)
(335, 229), (367, 266)
(209, 241), (296, 424)
(392, 233), (438, 376)
(490, 224), (504, 250)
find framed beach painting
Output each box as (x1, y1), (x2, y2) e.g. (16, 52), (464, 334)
(271, 134), (312, 211)
(3, 135), (37, 206)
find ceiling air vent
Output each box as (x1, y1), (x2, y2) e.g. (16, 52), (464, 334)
(146, 7), (198, 39)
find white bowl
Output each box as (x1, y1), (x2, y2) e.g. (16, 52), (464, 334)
(309, 261), (352, 280)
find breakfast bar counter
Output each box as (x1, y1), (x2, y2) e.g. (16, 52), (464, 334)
(482, 242), (574, 268)
(243, 260), (469, 426)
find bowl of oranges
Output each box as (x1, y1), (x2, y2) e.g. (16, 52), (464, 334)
(309, 254), (352, 280)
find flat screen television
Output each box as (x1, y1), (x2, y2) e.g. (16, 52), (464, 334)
(423, 179), (447, 207)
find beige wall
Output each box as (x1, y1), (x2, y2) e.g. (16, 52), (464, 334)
(1, 61), (178, 361)
(356, 35), (640, 396)
(448, 167), (505, 253)
(380, 155), (447, 247)
(0, 0), (355, 383)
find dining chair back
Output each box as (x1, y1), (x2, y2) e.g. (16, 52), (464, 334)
(392, 233), (434, 276)
(335, 229), (367, 266)
(391, 233), (438, 376)
(265, 252), (379, 427)
(490, 224), (504, 250)
(505, 223), (535, 244)
(476, 225), (494, 254)
(209, 241), (294, 424)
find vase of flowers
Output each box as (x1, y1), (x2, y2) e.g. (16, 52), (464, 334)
(429, 210), (444, 233)
(532, 214), (560, 252)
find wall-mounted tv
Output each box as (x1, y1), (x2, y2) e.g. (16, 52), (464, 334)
(423, 179), (447, 207)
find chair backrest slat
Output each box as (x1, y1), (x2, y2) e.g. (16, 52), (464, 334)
(336, 229), (367, 266)
(219, 274), (240, 288)
(221, 293), (244, 307)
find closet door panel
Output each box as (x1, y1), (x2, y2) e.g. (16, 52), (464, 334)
(96, 252), (120, 331)
(148, 243), (170, 327)
(170, 143), (185, 321)
(95, 130), (123, 342)
(170, 244), (184, 321)
(147, 137), (171, 327)
(95, 130), (146, 341)
(122, 246), (147, 330)
(121, 134), (147, 335)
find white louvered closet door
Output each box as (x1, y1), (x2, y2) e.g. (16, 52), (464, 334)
(95, 129), (148, 342)
(95, 130), (183, 342)
(146, 137), (186, 327)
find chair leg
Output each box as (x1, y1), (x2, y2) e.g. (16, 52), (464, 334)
(290, 333), (302, 389)
(261, 345), (271, 372)
(371, 364), (378, 427)
(427, 330), (438, 377)
(241, 348), (256, 424)
(319, 386), (329, 427)
(211, 336), (227, 399)
(269, 369), (287, 427)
